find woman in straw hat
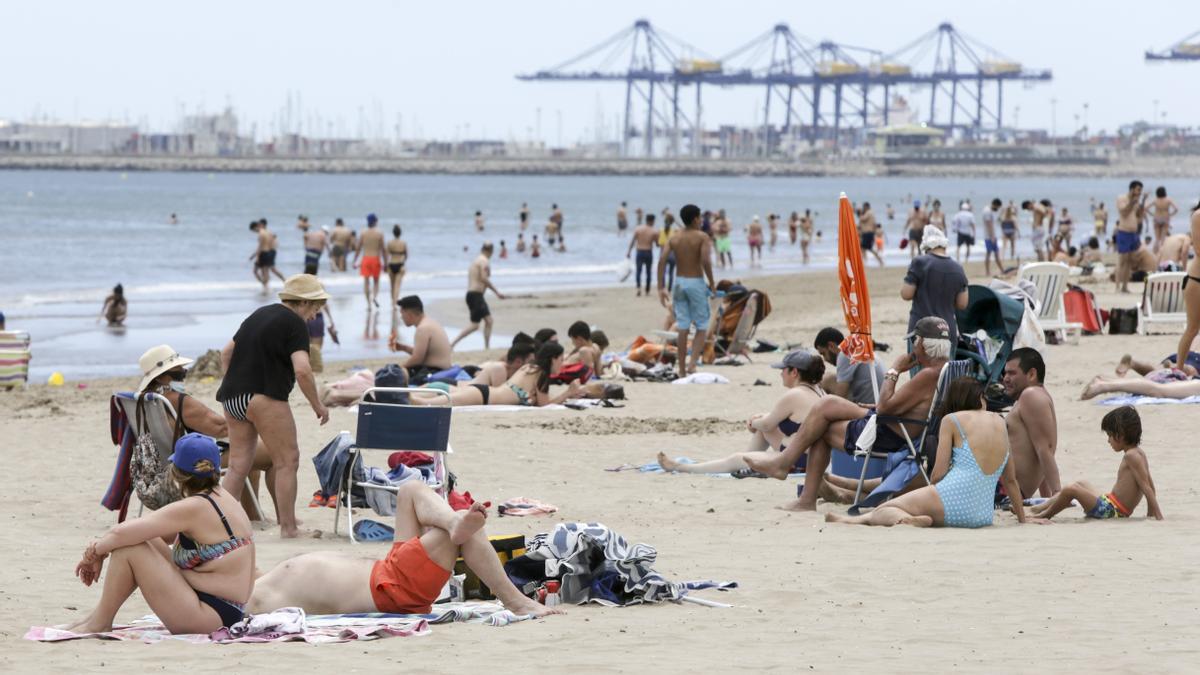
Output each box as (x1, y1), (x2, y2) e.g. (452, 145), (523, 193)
(217, 274), (329, 538)
(64, 433), (255, 634)
(136, 345), (276, 519)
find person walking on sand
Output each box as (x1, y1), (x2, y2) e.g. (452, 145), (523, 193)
(301, 218), (329, 275)
(218, 274), (330, 538)
(658, 204), (715, 378)
(385, 225), (408, 307)
(952, 201), (977, 263)
(1148, 186), (1178, 254)
(451, 243), (505, 350)
(353, 214), (386, 308)
(626, 213), (659, 297)
(858, 202), (884, 267)
(1115, 181), (1148, 293)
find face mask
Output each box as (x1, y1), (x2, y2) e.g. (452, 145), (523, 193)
(169, 382), (187, 394)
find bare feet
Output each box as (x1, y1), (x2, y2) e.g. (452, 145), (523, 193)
(656, 452), (681, 472)
(898, 515), (933, 527)
(57, 615), (112, 634)
(1080, 376), (1102, 401)
(744, 453), (791, 481)
(505, 596), (565, 618)
(823, 512), (850, 523)
(818, 479), (856, 504)
(777, 498), (817, 512)
(281, 527), (323, 539)
(1115, 354), (1132, 377)
(449, 502), (488, 545)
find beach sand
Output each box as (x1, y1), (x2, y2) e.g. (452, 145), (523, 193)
(3, 260), (1198, 672)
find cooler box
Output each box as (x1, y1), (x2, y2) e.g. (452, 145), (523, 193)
(454, 533), (525, 600)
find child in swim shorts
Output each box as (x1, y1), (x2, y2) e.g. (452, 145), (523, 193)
(1030, 406), (1164, 521)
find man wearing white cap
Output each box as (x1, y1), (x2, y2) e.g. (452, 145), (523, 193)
(217, 274), (330, 538)
(901, 225), (969, 350)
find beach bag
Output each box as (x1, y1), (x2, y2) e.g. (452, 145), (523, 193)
(130, 393), (185, 511)
(1107, 308), (1138, 335)
(549, 362), (592, 384)
(1063, 285), (1103, 335)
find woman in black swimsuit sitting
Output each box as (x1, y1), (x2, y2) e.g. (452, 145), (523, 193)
(63, 434), (256, 634)
(657, 350), (826, 474)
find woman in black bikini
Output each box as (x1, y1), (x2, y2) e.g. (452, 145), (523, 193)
(411, 342), (581, 407)
(63, 433), (256, 634)
(386, 225), (408, 307)
(1176, 199), (1200, 377)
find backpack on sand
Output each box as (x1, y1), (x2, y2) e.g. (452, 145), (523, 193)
(129, 393), (186, 511)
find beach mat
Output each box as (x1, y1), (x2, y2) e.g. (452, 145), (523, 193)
(25, 601), (532, 644)
(607, 457), (803, 478)
(1096, 394), (1200, 406)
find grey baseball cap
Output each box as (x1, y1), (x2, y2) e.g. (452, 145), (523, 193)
(771, 349), (820, 370)
(905, 316), (951, 341)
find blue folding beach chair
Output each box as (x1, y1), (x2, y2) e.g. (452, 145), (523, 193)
(332, 387), (454, 543)
(848, 359), (973, 515)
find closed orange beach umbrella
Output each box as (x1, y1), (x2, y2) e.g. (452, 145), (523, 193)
(837, 192), (875, 366)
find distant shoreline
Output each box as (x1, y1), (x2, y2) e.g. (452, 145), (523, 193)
(1, 154), (1198, 178)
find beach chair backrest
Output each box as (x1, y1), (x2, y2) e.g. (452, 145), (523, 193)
(0, 331), (32, 388)
(1018, 262), (1070, 321)
(727, 293), (759, 353)
(356, 387), (451, 453)
(113, 392), (179, 462)
(1143, 272), (1185, 318)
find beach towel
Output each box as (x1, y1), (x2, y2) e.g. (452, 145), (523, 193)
(607, 457), (804, 478)
(498, 497), (559, 517)
(24, 602), (534, 644)
(505, 522), (735, 607)
(451, 404), (568, 413)
(1096, 394), (1200, 406)
(671, 373), (730, 385)
(102, 393), (136, 521)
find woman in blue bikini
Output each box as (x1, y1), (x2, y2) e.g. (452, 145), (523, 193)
(62, 434), (256, 634)
(827, 378), (1044, 528)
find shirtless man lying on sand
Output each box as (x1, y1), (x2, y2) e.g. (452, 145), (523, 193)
(463, 343), (536, 387)
(1003, 348), (1062, 497)
(745, 316), (951, 511)
(250, 482), (562, 619)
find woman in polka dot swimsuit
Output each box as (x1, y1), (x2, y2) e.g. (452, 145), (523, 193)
(827, 378), (1046, 528)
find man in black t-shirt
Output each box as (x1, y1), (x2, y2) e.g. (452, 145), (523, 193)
(901, 225), (969, 349)
(218, 274), (330, 538)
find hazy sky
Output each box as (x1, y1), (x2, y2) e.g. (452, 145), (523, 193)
(6, 1), (1196, 143)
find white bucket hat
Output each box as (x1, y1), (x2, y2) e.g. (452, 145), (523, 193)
(920, 225), (949, 252)
(138, 344), (193, 392)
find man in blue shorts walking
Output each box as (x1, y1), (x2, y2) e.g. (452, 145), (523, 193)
(658, 203), (715, 378)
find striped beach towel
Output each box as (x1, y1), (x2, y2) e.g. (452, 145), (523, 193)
(0, 331), (31, 388)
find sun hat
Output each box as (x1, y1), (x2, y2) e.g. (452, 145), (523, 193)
(920, 225), (949, 252)
(168, 433), (221, 477)
(771, 349), (820, 370)
(278, 274), (330, 302)
(138, 344), (194, 393)
(905, 316), (951, 341)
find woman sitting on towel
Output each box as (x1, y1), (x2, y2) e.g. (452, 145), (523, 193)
(657, 349), (825, 475)
(826, 378), (1043, 528)
(63, 434), (256, 634)
(412, 341), (581, 407)
(136, 345), (276, 520)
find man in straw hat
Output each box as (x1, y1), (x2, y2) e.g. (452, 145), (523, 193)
(217, 274), (330, 538)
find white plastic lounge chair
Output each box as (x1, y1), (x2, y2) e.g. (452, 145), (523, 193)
(1138, 272), (1187, 335)
(333, 387), (453, 543)
(849, 359), (975, 513)
(112, 392), (262, 519)
(1018, 262), (1082, 344)
(0, 330), (31, 389)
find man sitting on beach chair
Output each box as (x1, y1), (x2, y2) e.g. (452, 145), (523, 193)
(746, 316), (951, 511)
(250, 482), (562, 619)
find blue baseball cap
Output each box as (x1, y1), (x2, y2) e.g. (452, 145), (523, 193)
(169, 433), (221, 476)
(366, 213), (378, 224)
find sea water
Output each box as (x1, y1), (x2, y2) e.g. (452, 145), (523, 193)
(0, 170), (1188, 381)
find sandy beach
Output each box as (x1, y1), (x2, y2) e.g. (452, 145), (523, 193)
(4, 260), (1198, 672)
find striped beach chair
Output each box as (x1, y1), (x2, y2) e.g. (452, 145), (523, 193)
(0, 331), (32, 388)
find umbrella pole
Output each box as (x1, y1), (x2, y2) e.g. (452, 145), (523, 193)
(852, 363), (882, 508)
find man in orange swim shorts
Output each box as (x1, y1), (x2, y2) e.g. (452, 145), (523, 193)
(249, 482), (563, 618)
(353, 213), (386, 308)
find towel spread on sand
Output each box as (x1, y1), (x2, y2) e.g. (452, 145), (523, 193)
(671, 373), (730, 385)
(24, 602), (531, 644)
(1096, 394), (1200, 406)
(228, 607), (306, 638)
(451, 404), (568, 413)
(605, 457), (803, 478)
(498, 497), (559, 516)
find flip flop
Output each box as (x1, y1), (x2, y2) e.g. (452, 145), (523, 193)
(731, 468), (768, 479)
(352, 519), (395, 542)
(308, 491), (327, 508)
(325, 494), (339, 509)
